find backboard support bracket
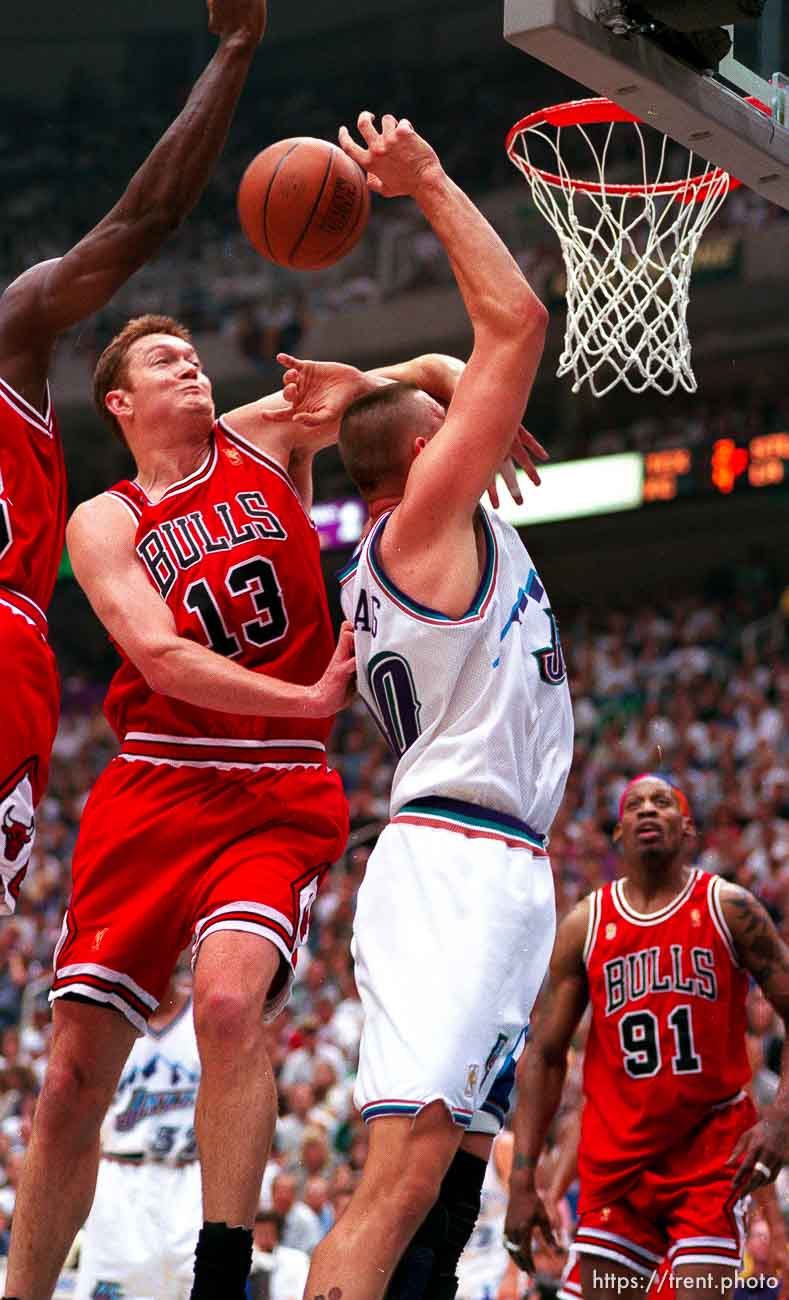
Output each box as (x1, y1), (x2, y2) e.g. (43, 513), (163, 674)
(504, 0), (789, 209)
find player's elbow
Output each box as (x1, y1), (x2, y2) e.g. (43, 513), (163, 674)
(137, 638), (182, 697)
(478, 285), (548, 342)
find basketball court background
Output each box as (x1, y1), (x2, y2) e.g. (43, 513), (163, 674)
(0, 2), (786, 1295)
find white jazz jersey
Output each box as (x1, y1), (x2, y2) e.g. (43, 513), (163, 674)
(339, 507), (573, 834)
(75, 1000), (202, 1300)
(101, 998), (200, 1162)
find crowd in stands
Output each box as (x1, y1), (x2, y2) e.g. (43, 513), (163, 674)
(0, 576), (786, 1294)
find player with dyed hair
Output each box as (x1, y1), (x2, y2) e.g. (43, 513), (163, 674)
(503, 774), (789, 1300)
(280, 111), (573, 1300)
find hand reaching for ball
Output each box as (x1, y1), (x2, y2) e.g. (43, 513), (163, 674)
(339, 113), (443, 199)
(207, 0), (267, 46)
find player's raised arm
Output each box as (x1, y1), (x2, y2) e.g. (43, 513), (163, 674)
(339, 113), (548, 539)
(504, 901), (590, 1274)
(720, 883), (789, 1193)
(0, 0), (266, 410)
(66, 495), (355, 720)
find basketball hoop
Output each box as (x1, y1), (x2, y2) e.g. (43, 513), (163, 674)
(506, 97), (768, 398)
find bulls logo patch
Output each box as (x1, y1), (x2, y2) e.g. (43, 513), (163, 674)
(0, 758), (37, 911)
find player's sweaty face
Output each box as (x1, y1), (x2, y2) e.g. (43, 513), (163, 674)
(619, 780), (685, 860)
(125, 335), (215, 426)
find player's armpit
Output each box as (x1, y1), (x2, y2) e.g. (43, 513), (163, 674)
(720, 883), (789, 1010)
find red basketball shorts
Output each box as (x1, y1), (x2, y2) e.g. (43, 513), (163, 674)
(559, 1093), (756, 1295)
(52, 754), (348, 1031)
(0, 599), (59, 914)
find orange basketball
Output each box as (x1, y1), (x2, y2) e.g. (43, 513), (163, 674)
(237, 137), (371, 271)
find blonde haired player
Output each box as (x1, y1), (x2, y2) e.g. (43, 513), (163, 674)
(278, 111), (574, 1300)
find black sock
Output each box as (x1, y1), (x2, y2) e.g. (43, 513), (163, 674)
(427, 1148), (487, 1300)
(190, 1221), (253, 1300)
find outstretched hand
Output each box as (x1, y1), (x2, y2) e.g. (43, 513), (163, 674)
(257, 354), (371, 429)
(486, 426), (549, 509)
(207, 0), (267, 45)
(339, 112), (443, 199)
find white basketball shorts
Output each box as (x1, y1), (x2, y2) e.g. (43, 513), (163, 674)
(74, 1157), (201, 1300)
(352, 820), (556, 1127)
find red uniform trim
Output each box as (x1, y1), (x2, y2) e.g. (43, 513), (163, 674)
(120, 733), (327, 769)
(0, 587), (48, 638)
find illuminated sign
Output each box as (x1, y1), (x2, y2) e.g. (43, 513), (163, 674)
(643, 434), (789, 504)
(495, 453), (644, 527)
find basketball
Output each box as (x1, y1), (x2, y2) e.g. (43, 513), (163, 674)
(237, 137), (370, 272)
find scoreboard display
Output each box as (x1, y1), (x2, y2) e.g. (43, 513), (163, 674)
(643, 434), (789, 503)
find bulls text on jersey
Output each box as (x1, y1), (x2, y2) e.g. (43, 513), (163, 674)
(137, 491), (287, 599)
(603, 945), (718, 1014)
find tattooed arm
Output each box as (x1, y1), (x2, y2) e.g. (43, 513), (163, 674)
(504, 900), (590, 1272)
(721, 882), (789, 1193)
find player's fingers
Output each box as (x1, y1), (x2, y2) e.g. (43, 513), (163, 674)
(503, 1231), (531, 1275)
(731, 1153), (755, 1192)
(537, 1209), (560, 1253)
(519, 426), (550, 462)
(486, 480), (500, 510)
(339, 124), (370, 167)
(356, 110), (380, 146)
(501, 459), (524, 503)
(366, 173), (385, 194)
(381, 113), (398, 140)
(512, 446), (540, 486)
(397, 118), (415, 134)
(276, 353), (304, 371)
(257, 405), (293, 422)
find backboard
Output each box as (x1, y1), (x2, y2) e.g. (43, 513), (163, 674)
(503, 0), (789, 209)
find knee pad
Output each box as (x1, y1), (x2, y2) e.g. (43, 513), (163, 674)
(426, 1148), (487, 1300)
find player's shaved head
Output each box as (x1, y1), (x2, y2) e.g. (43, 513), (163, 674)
(93, 314), (193, 446)
(339, 382), (442, 498)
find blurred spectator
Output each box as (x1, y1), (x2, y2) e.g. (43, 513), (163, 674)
(249, 1210), (310, 1300)
(269, 1172), (324, 1255)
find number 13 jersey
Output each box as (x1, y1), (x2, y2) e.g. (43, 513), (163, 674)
(579, 868), (751, 1211)
(102, 419), (335, 756)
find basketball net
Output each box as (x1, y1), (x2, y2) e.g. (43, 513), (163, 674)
(506, 100), (744, 398)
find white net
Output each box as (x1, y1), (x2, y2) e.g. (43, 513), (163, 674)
(507, 104), (735, 398)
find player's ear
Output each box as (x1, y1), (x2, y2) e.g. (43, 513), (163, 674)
(681, 816), (696, 844)
(412, 436), (428, 457)
(105, 388), (132, 421)
(612, 822), (623, 844)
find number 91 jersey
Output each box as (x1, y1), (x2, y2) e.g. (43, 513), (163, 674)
(579, 868), (752, 1212)
(102, 420), (335, 750)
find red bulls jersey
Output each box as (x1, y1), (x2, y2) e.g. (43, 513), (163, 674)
(0, 377), (66, 627)
(579, 868), (751, 1210)
(103, 418), (335, 758)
